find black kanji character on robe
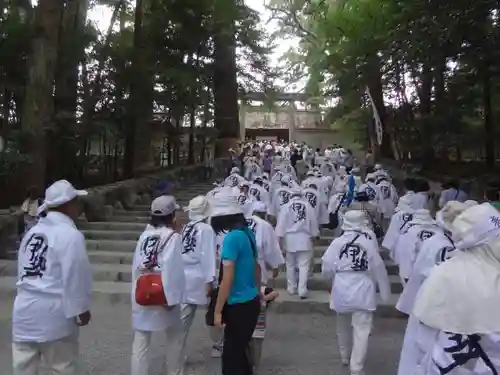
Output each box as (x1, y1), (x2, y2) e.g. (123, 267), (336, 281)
(364, 187), (376, 201)
(182, 223), (198, 254)
(436, 333), (498, 375)
(279, 190), (291, 206)
(141, 235), (161, 268)
(228, 176), (238, 187)
(402, 213), (413, 225)
(340, 241), (368, 271)
(419, 230), (435, 241)
(437, 246), (456, 264)
(263, 182), (270, 192)
(22, 233), (49, 280)
(246, 218), (257, 234)
(380, 186), (391, 199)
(238, 195), (247, 205)
(490, 215), (500, 229)
(249, 187), (261, 201)
(291, 202), (306, 224)
(304, 191), (317, 208)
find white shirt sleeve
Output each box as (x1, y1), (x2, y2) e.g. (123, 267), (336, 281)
(160, 233), (186, 306)
(60, 231), (92, 318)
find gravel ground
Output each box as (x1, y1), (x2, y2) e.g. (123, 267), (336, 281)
(0, 299), (406, 375)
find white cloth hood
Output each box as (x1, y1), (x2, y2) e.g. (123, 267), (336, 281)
(409, 209), (434, 226)
(208, 188), (242, 217)
(342, 210), (369, 231)
(396, 194), (414, 212)
(435, 201), (470, 231)
(413, 203), (500, 334)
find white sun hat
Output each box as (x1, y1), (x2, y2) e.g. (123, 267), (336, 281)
(230, 167), (240, 174)
(184, 195), (210, 221)
(209, 191), (243, 217)
(342, 210), (368, 231)
(38, 180), (88, 214)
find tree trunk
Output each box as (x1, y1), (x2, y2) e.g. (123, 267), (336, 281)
(213, 1), (240, 157)
(18, 0), (64, 190)
(482, 59), (494, 167)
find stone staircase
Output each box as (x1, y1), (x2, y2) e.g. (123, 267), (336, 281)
(0, 181), (403, 317)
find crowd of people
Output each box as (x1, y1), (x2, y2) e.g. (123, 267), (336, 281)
(9, 139), (500, 375)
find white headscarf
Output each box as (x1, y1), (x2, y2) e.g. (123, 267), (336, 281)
(413, 203), (500, 334)
(396, 194), (414, 212)
(435, 201), (474, 232)
(342, 210), (369, 231)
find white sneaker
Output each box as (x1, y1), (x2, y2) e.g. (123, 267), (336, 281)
(211, 345), (223, 358)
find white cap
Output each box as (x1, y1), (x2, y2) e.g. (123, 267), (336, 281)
(184, 195), (209, 221)
(374, 164), (382, 170)
(38, 180), (88, 214)
(209, 192), (243, 217)
(230, 167), (240, 174)
(151, 195), (180, 216)
(452, 203), (500, 249)
(252, 201), (267, 213)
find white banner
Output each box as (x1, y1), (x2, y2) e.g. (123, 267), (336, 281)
(365, 87), (383, 146)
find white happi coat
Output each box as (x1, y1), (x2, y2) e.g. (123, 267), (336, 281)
(413, 192), (430, 210)
(249, 183), (270, 206)
(392, 223), (442, 280)
(377, 179), (398, 218)
(224, 173), (246, 188)
(270, 171), (284, 197)
(314, 177), (330, 224)
(245, 162), (262, 181)
(359, 181), (382, 205)
(275, 196), (319, 252)
(320, 162), (336, 179)
(321, 230), (391, 313)
(131, 225), (185, 331)
(382, 210), (414, 252)
(181, 221), (217, 305)
(237, 193), (255, 218)
(246, 215), (285, 284)
(282, 163), (297, 181)
(12, 212), (92, 343)
(269, 186), (292, 218)
(302, 187), (321, 219)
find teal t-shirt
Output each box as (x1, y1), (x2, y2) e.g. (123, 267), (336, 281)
(221, 227), (259, 305)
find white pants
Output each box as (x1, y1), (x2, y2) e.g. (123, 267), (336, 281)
(131, 324), (184, 375)
(179, 304), (198, 364)
(12, 334), (79, 375)
(285, 250), (311, 297)
(336, 311), (373, 375)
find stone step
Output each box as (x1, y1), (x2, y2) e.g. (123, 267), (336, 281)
(78, 222), (147, 232)
(0, 276), (405, 318)
(110, 215), (150, 223)
(83, 230), (140, 241)
(0, 260), (403, 293)
(84, 251), (399, 275)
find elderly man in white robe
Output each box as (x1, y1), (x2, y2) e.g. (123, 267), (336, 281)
(178, 196), (217, 368)
(321, 210), (391, 375)
(391, 209), (442, 285)
(249, 176), (270, 208)
(12, 180), (92, 375)
(402, 203), (500, 375)
(130, 195), (186, 375)
(381, 194), (415, 254)
(395, 200), (477, 375)
(276, 188), (319, 299)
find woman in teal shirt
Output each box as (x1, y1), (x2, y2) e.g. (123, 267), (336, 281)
(210, 196), (261, 375)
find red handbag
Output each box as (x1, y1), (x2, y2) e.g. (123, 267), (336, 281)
(135, 232), (175, 306)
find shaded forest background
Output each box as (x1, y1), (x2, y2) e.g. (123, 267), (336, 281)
(2, 0), (500, 207)
(0, 0), (273, 206)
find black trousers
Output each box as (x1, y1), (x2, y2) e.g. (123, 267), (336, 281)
(222, 297), (261, 375)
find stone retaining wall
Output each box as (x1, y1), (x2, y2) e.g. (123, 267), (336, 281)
(0, 159), (227, 258)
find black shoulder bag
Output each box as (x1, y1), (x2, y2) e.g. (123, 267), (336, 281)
(205, 229), (258, 326)
(328, 193), (346, 230)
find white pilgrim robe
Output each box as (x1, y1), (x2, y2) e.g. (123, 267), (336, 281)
(245, 162), (262, 181)
(396, 233), (458, 375)
(377, 179), (397, 218)
(268, 186), (292, 218)
(413, 192), (430, 210)
(270, 171), (284, 197)
(321, 230), (391, 313)
(275, 197), (319, 252)
(392, 224), (442, 281)
(131, 226), (186, 332)
(224, 173), (245, 188)
(181, 221), (216, 306)
(359, 182), (382, 205)
(249, 183), (270, 207)
(382, 210), (414, 252)
(237, 194), (255, 218)
(246, 215), (285, 284)
(12, 212), (92, 343)
(302, 187), (321, 219)
(320, 162), (336, 179)
(314, 177), (330, 224)
(282, 163), (297, 180)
